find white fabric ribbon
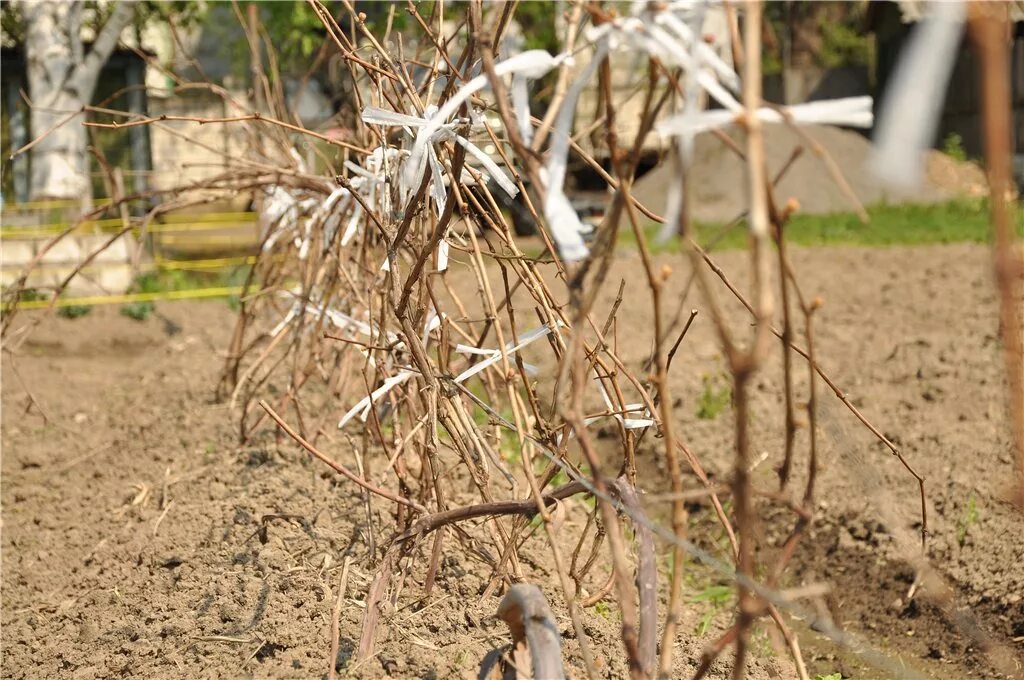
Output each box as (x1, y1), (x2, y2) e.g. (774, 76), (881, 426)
(338, 370), (417, 428)
(553, 366), (655, 444)
(261, 185), (318, 253)
(317, 186), (351, 251)
(870, 1), (965, 189)
(657, 96), (874, 138)
(402, 50), (564, 208)
(437, 237), (450, 272)
(541, 41), (608, 263)
(452, 321), (562, 384)
(362, 105), (518, 217)
(338, 321), (562, 428)
(656, 10), (739, 92)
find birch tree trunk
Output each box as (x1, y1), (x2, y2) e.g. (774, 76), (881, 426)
(19, 0), (136, 203)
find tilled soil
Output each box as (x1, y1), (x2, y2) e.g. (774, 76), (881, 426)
(3, 243), (1022, 679)
(587, 244), (1024, 679)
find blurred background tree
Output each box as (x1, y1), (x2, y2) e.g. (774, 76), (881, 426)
(763, 2), (872, 74)
(1, 1), (202, 203)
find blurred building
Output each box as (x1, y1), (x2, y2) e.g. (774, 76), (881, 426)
(1, 3), (335, 207)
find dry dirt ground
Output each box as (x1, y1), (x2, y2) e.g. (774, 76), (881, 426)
(2, 243), (1022, 679)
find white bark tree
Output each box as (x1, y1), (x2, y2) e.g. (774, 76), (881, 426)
(18, 0), (136, 202)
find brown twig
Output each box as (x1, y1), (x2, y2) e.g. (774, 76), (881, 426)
(84, 113), (371, 154)
(611, 477), (658, 678)
(327, 557), (352, 680)
(259, 400), (425, 512)
(970, 4), (1024, 510)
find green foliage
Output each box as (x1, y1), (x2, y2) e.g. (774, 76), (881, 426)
(752, 627), (776, 658)
(549, 468), (568, 487)
(762, 4), (871, 71)
(57, 304), (92, 319)
(500, 433), (522, 465)
(514, 2), (559, 53)
(956, 494), (979, 547)
(692, 584), (733, 636)
(815, 674), (843, 680)
(117, 268), (223, 320)
(762, 51), (783, 77)
(136, 2), (205, 30)
(594, 600), (611, 619)
(629, 199), (1021, 254)
(361, 2), (425, 39)
(222, 267), (250, 312)
(16, 288), (46, 303)
(201, 2), (320, 80)
(131, 268), (227, 294)
(696, 374), (730, 420)
(135, 271), (176, 294)
(819, 19), (872, 69)
(942, 132), (968, 162)
(0, 3), (25, 42)
(260, 2), (332, 64)
(120, 301), (154, 321)
(2, 2), (203, 44)
(692, 584), (732, 605)
(210, 1), (431, 80)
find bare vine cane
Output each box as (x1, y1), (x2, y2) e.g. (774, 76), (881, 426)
(495, 584), (566, 680)
(970, 3), (1024, 510)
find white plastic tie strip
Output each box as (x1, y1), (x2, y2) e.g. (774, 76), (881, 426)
(317, 186), (351, 251)
(455, 135), (519, 198)
(341, 203), (362, 246)
(453, 343), (540, 375)
(402, 50), (563, 207)
(338, 321), (560, 428)
(452, 321), (562, 384)
(553, 368), (655, 445)
(511, 72), (533, 144)
(541, 41), (606, 263)
(589, 407), (655, 430)
(585, 11), (741, 113)
(870, 1), (965, 189)
(555, 405), (655, 445)
(338, 370), (417, 428)
(269, 305), (299, 338)
(361, 103), (520, 217)
(595, 371), (655, 429)
(278, 293), (398, 347)
(657, 96), (874, 139)
(261, 185), (321, 254)
(654, 94), (872, 243)
(422, 310), (444, 347)
(437, 238), (450, 272)
(655, 10), (739, 92)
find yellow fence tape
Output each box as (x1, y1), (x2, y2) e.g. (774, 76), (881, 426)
(2, 205), (263, 310)
(154, 234), (258, 247)
(1, 213), (259, 239)
(6, 286), (246, 311)
(2, 198), (115, 211)
(161, 212), (257, 223)
(1, 218), (126, 239)
(0, 256), (257, 273)
(154, 256), (258, 270)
